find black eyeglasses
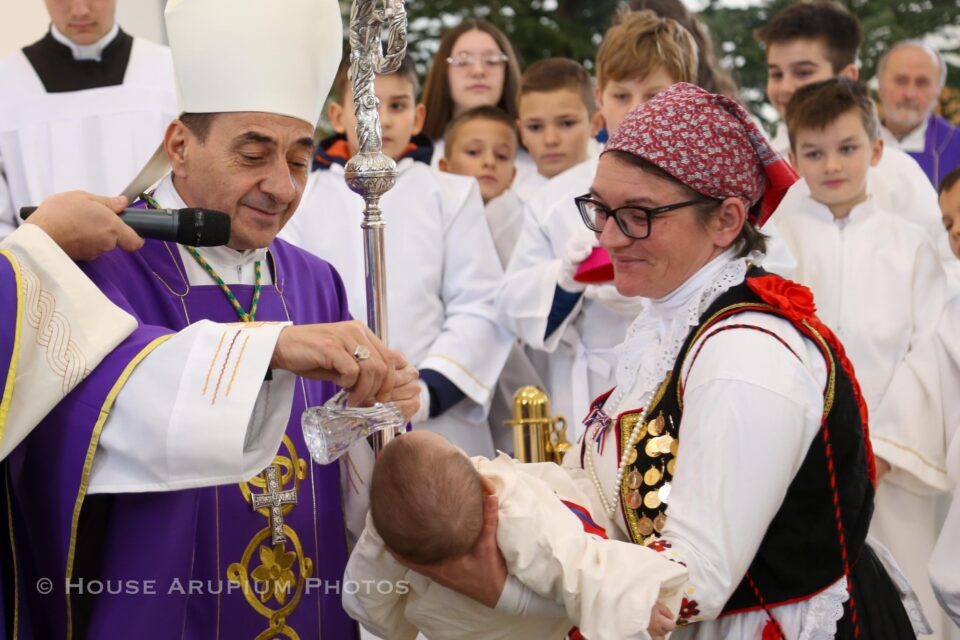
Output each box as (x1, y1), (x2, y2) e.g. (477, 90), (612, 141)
(574, 193), (719, 240)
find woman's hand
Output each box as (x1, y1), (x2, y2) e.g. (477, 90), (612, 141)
(391, 492), (507, 608)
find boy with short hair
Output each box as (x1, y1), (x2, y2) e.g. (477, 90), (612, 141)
(756, 1), (947, 254)
(497, 10), (698, 432)
(439, 106), (518, 207)
(515, 57), (598, 196)
(775, 77), (948, 638)
(283, 56), (512, 458)
(438, 108), (546, 454)
(344, 431), (686, 640)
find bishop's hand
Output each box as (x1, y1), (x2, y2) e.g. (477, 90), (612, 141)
(390, 485), (507, 608)
(387, 357), (421, 422)
(272, 321), (400, 407)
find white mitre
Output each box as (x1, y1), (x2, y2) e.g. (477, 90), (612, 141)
(123, 0), (343, 198)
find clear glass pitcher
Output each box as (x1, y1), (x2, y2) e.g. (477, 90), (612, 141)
(302, 390), (405, 465)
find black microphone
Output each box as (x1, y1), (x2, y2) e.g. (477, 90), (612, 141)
(20, 206), (232, 247)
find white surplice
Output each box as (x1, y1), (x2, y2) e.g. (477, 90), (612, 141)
(773, 194), (954, 638)
(282, 160), (512, 457)
(484, 188), (526, 268)
(930, 294), (960, 630)
(564, 250), (858, 638)
(0, 223), (137, 459)
(482, 186), (549, 454)
(771, 125), (957, 276)
(496, 158), (630, 435)
(0, 27), (177, 238)
(344, 454), (687, 640)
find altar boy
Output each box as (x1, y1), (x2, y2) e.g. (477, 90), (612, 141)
(775, 77), (949, 637)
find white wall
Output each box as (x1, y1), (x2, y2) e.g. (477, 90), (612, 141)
(0, 1), (166, 60)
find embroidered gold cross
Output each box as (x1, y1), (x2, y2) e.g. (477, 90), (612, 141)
(251, 465), (297, 544)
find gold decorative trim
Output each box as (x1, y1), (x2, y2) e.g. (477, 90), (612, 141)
(203, 331), (227, 395)
(232, 436), (312, 637)
(227, 335), (252, 397)
(620, 374), (672, 545)
(872, 435), (947, 474)
(0, 250), (23, 445)
(210, 330), (242, 406)
(422, 353), (491, 391)
(6, 470), (19, 640)
(799, 320), (836, 418)
(65, 334), (174, 639)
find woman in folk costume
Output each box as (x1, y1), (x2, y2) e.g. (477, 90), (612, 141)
(403, 83), (917, 638)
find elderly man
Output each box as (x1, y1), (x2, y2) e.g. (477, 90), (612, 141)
(0, 0), (177, 239)
(878, 40), (960, 189)
(2, 1), (419, 638)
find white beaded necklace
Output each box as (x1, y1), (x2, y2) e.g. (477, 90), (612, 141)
(586, 252), (748, 519)
(584, 387), (649, 518)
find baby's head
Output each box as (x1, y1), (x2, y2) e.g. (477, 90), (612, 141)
(370, 431), (485, 565)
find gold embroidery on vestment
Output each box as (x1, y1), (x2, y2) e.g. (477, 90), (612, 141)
(229, 435), (313, 638)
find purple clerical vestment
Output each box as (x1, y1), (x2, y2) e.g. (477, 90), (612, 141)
(0, 250), (18, 424)
(4, 237), (359, 639)
(907, 114), (960, 190)
(1, 250), (20, 638)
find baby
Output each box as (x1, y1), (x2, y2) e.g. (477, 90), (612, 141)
(344, 431), (685, 639)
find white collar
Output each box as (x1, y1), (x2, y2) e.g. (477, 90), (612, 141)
(152, 174), (271, 285)
(608, 248), (751, 414)
(799, 193), (877, 224)
(880, 118), (928, 153)
(50, 23), (120, 62)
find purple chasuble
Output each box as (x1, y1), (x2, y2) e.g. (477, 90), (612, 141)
(4, 238), (358, 639)
(0, 252), (18, 422)
(0, 251), (20, 639)
(906, 114), (960, 189)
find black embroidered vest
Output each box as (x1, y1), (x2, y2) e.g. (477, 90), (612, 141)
(606, 268), (874, 615)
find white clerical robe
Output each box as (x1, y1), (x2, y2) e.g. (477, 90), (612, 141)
(773, 195), (954, 638)
(484, 188), (526, 268)
(482, 186), (549, 454)
(0, 223), (137, 459)
(0, 27), (177, 238)
(84, 175), (373, 536)
(282, 160), (513, 458)
(344, 454), (687, 640)
(497, 159), (630, 435)
(930, 294), (960, 630)
(771, 125), (957, 276)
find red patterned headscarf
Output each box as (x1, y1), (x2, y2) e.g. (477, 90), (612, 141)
(603, 83), (797, 227)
